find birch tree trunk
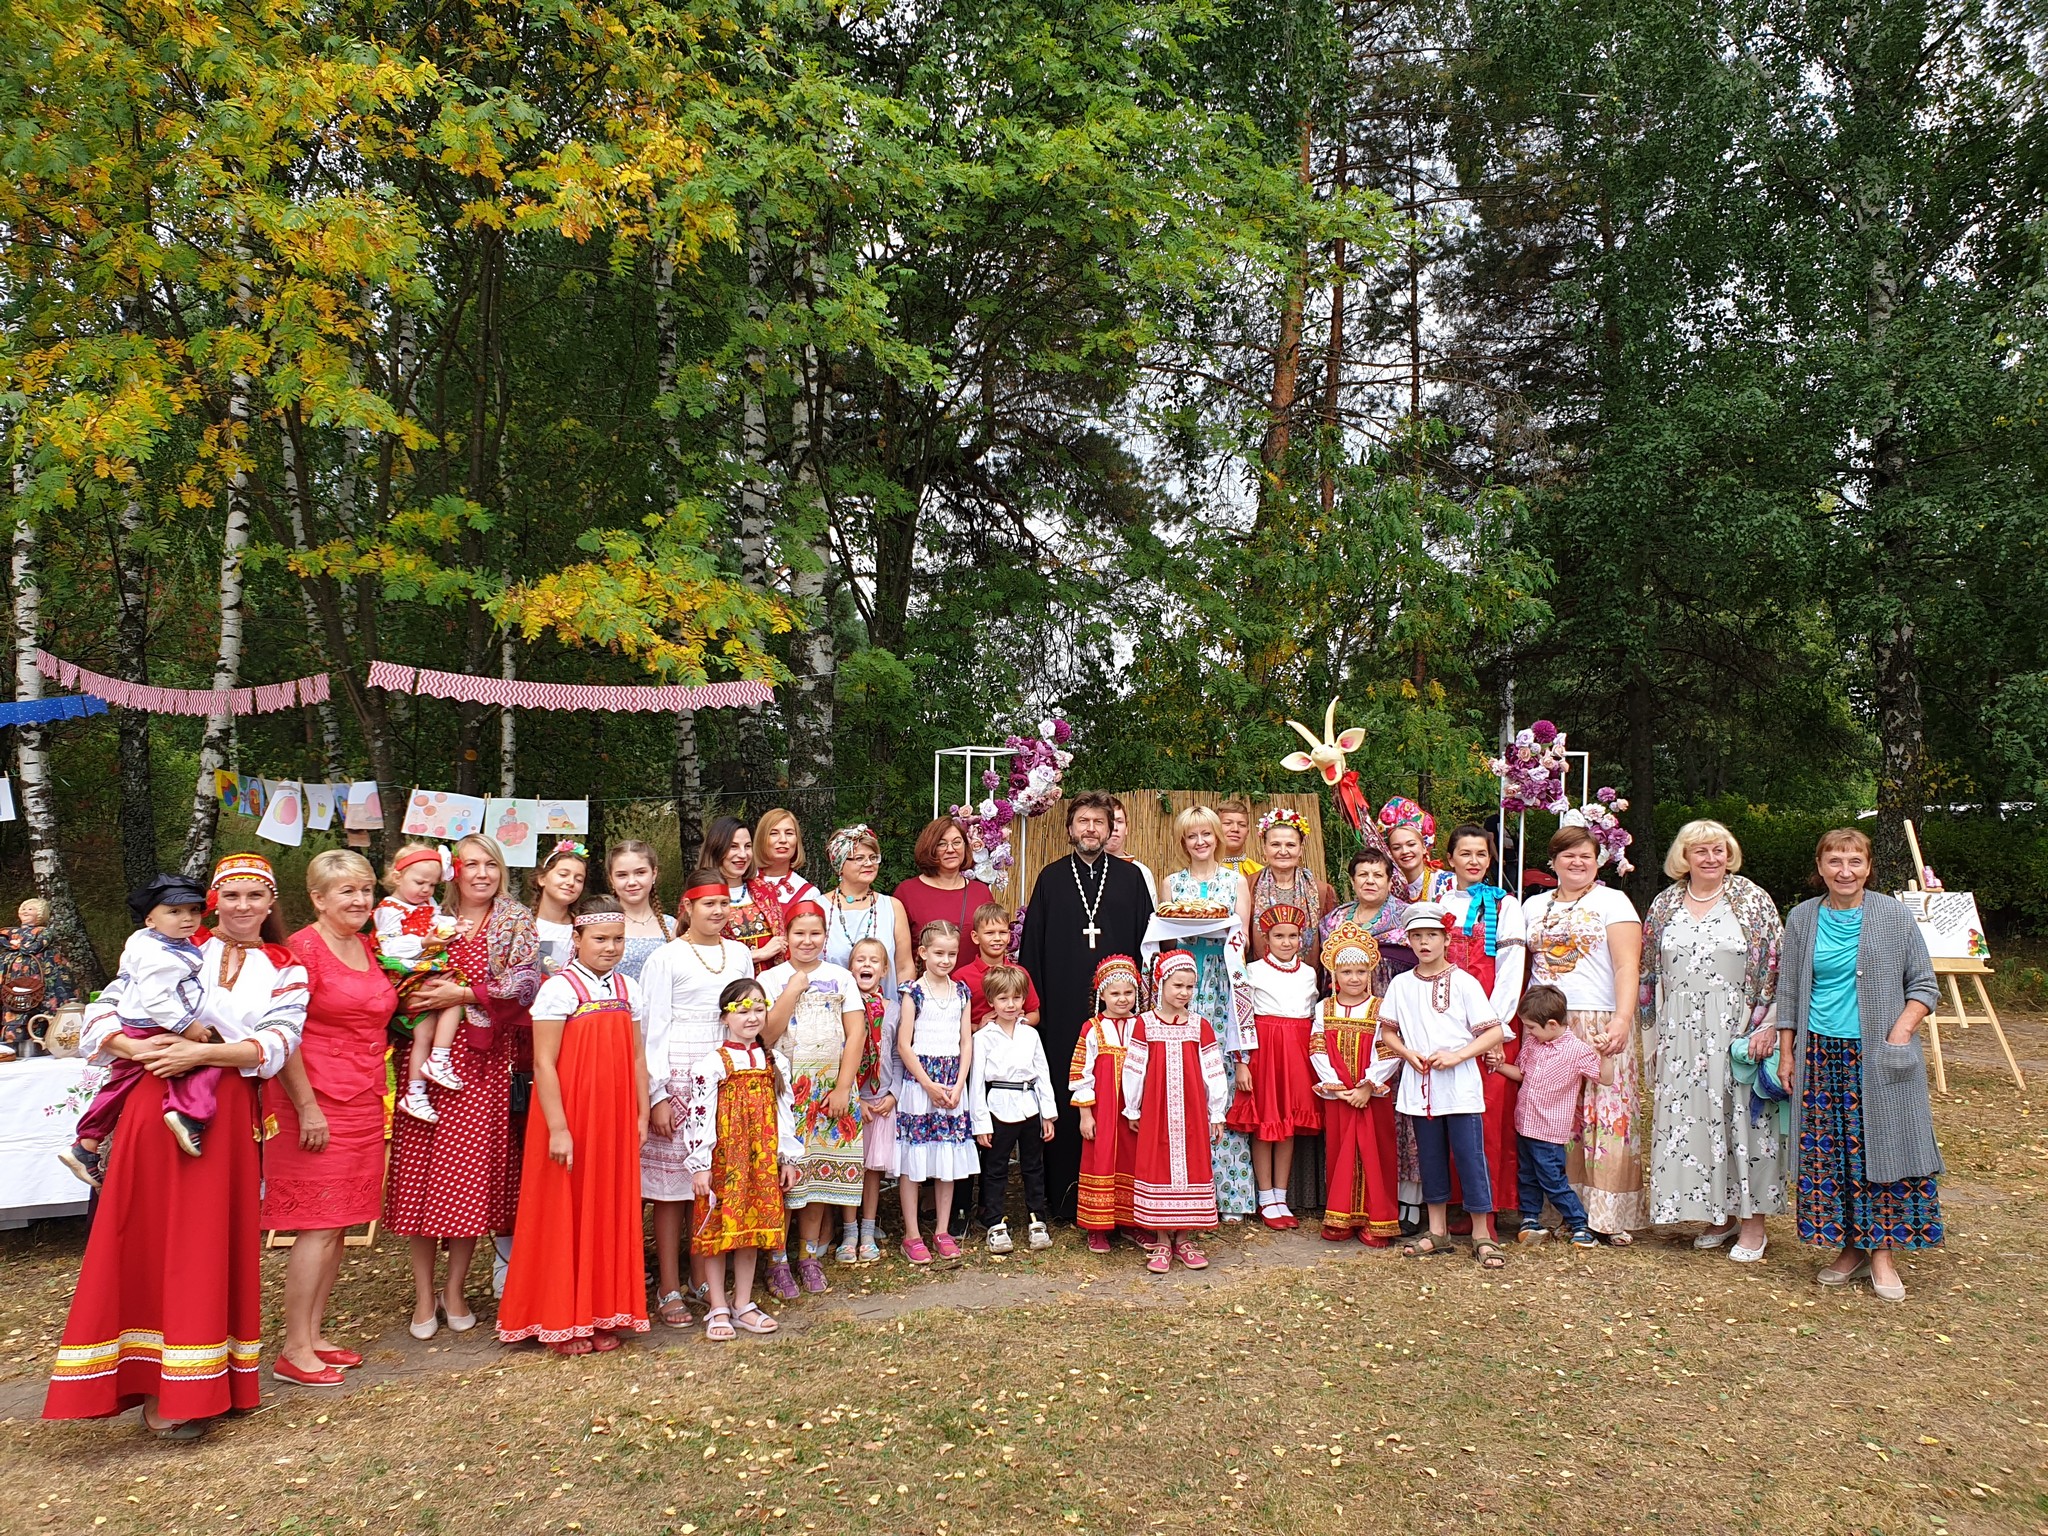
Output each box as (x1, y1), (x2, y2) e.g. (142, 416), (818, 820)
(656, 252), (707, 864)
(783, 255), (837, 846)
(1256, 118), (1314, 531)
(281, 412), (349, 784)
(10, 466), (103, 983)
(732, 214), (781, 800)
(112, 491), (158, 889)
(180, 262), (256, 877)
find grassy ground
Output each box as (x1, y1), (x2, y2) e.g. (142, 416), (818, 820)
(2, 1020), (2044, 1536)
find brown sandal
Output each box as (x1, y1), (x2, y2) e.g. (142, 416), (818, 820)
(1401, 1233), (1458, 1258)
(1474, 1241), (1506, 1270)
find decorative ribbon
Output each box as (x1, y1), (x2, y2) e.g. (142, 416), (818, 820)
(0, 694), (108, 726)
(36, 651), (329, 717)
(366, 660), (774, 713)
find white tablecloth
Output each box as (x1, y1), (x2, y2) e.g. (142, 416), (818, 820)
(0, 1056), (91, 1224)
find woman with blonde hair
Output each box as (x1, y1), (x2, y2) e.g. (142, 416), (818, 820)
(268, 849), (398, 1385)
(1639, 820), (1788, 1261)
(754, 808), (820, 918)
(384, 834), (542, 1339)
(1163, 803), (1256, 1220)
(1780, 827), (1941, 1300)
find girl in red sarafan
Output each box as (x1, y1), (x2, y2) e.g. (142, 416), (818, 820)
(1122, 949), (1227, 1276)
(1067, 953), (1144, 1253)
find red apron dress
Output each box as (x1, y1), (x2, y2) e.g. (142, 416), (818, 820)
(1125, 1012), (1223, 1232)
(1071, 1015), (1139, 1231)
(45, 1071), (264, 1421)
(693, 1048), (789, 1255)
(722, 880), (787, 959)
(497, 971), (650, 1344)
(1312, 1002), (1400, 1237)
(1445, 903), (1519, 1214)
(1226, 1012), (1323, 1138)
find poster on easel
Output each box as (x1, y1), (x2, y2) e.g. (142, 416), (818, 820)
(1893, 890), (1992, 962)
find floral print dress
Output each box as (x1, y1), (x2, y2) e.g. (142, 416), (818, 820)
(1168, 870), (1256, 1218)
(1644, 901), (1788, 1223)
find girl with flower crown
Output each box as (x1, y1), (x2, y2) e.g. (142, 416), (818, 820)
(1380, 797), (1454, 906)
(1123, 949), (1228, 1273)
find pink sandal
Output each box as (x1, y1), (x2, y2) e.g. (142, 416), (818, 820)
(902, 1236), (932, 1265)
(932, 1233), (962, 1260)
(1145, 1244), (1171, 1275)
(1173, 1240), (1209, 1270)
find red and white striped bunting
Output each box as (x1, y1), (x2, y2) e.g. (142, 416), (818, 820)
(365, 660), (773, 713)
(36, 651), (330, 717)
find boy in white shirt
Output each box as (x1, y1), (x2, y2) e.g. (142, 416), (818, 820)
(967, 965), (1057, 1253)
(1380, 903), (1506, 1269)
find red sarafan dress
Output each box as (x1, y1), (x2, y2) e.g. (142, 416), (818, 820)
(497, 966), (649, 1345)
(1121, 1010), (1228, 1232)
(1068, 1013), (1139, 1231)
(1445, 900), (1520, 1214)
(1311, 998), (1401, 1238)
(46, 935), (307, 1423)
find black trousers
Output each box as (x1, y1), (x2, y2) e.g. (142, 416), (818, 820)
(978, 1115), (1049, 1225)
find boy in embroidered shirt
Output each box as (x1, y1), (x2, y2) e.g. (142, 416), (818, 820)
(1380, 903), (1506, 1269)
(968, 966), (1058, 1253)
(954, 903), (1041, 1030)
(61, 874), (215, 1181)
(1494, 983), (1603, 1247)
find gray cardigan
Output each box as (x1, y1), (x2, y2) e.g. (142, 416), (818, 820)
(1780, 890), (1944, 1184)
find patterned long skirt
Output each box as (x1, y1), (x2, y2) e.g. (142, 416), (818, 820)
(1797, 1036), (1942, 1251)
(1562, 1009), (1648, 1235)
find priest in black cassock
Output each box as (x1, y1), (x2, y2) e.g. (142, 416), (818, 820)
(1018, 791), (1154, 1221)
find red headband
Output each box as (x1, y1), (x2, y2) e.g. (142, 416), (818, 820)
(682, 879), (727, 902)
(394, 848), (442, 875)
(786, 899), (828, 928)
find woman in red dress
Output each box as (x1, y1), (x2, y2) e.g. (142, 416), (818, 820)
(498, 897), (651, 1354)
(893, 816), (995, 940)
(269, 849), (399, 1386)
(44, 854), (308, 1439)
(384, 834), (542, 1339)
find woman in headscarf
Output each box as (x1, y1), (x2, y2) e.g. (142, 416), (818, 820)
(823, 824), (915, 995)
(44, 855), (307, 1439)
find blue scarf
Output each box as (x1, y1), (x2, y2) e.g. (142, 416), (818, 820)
(1460, 883), (1506, 956)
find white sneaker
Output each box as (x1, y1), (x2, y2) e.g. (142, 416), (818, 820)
(421, 1057), (465, 1092)
(986, 1220), (1014, 1254)
(399, 1085), (439, 1123)
(1027, 1218), (1053, 1251)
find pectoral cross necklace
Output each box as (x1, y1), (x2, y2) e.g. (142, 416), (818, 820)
(1071, 854), (1108, 949)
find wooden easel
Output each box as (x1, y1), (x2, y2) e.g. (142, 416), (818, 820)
(1902, 821), (2025, 1094)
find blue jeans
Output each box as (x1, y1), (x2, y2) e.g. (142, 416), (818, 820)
(1406, 1112), (1492, 1213)
(1517, 1135), (1589, 1233)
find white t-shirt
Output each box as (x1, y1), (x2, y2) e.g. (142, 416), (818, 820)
(1437, 885), (1528, 1024)
(534, 917), (573, 974)
(1524, 884), (1641, 1012)
(532, 962), (642, 1022)
(1381, 966), (1497, 1117)
(1245, 957), (1319, 1020)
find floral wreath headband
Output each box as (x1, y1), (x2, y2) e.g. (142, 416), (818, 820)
(1258, 807), (1309, 839)
(723, 994), (769, 1013)
(545, 840), (590, 865)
